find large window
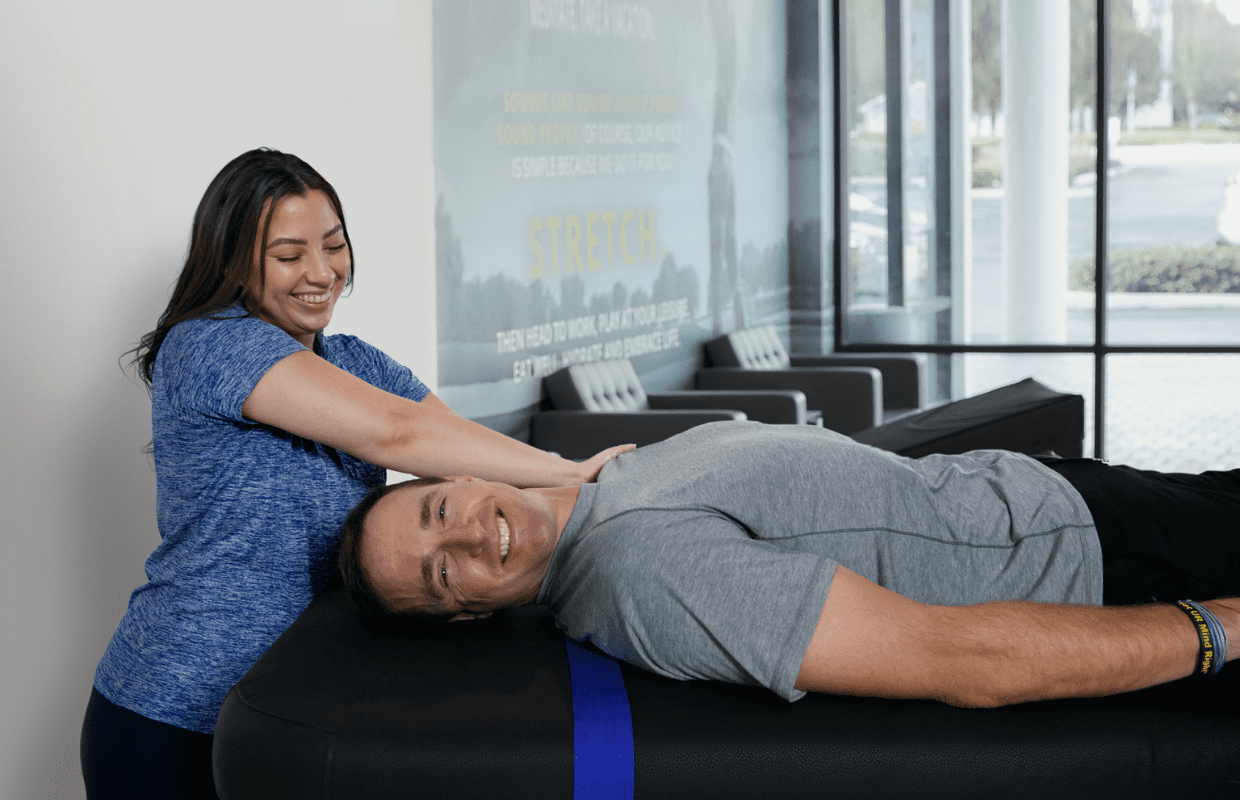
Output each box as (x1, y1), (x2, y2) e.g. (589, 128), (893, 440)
(827, 0), (1240, 468)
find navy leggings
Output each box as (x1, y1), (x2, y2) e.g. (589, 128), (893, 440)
(80, 688), (218, 800)
(1044, 459), (1240, 605)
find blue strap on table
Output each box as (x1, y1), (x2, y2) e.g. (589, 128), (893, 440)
(564, 636), (634, 800)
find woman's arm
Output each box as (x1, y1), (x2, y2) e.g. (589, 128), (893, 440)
(795, 565), (1237, 708)
(240, 350), (631, 487)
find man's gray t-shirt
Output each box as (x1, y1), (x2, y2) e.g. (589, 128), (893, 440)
(536, 421), (1101, 701)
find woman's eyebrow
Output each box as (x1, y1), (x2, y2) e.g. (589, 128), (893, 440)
(265, 225), (344, 249)
(266, 237), (306, 248)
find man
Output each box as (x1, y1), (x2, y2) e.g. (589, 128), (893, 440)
(339, 421), (1237, 708)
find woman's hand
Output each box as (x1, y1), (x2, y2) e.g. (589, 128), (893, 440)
(575, 444), (637, 483)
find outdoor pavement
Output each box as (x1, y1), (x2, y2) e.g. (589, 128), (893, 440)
(1103, 353), (1239, 473)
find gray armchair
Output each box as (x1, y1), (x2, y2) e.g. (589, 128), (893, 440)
(530, 358), (810, 459)
(697, 325), (927, 435)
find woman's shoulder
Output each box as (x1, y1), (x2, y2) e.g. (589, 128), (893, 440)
(319, 332), (427, 398)
(318, 330), (380, 361)
(318, 329), (367, 349)
(155, 306), (305, 392)
(317, 331), (393, 374)
(163, 306), (297, 353)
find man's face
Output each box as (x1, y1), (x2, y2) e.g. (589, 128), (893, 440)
(362, 477), (563, 619)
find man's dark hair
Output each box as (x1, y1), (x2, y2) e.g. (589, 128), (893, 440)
(339, 477), (456, 622)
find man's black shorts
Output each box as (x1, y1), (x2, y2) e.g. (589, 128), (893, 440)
(1043, 459), (1240, 604)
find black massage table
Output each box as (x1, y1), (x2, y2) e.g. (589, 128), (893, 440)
(214, 581), (1240, 798)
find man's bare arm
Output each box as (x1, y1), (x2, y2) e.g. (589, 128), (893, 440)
(795, 566), (1238, 708)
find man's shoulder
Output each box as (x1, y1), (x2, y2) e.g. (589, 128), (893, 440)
(594, 420), (863, 513)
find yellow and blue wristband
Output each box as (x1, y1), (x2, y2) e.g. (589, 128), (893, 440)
(1174, 600), (1229, 677)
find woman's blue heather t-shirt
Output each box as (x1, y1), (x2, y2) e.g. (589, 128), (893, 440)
(93, 309), (429, 733)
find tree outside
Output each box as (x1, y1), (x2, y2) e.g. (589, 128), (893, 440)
(1172, 0), (1240, 131)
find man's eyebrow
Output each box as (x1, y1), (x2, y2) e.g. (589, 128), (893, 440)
(417, 489), (441, 602)
(266, 225), (345, 249)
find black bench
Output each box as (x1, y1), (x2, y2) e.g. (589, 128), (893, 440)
(214, 582), (1240, 799)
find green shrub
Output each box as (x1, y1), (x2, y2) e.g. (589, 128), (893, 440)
(1070, 245), (1240, 292)
(1068, 155), (1096, 182)
(1117, 126), (1240, 146)
(970, 158), (1119, 188)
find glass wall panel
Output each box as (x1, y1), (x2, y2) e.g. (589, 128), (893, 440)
(898, 0), (941, 320)
(840, 1), (1100, 355)
(967, 0), (1096, 347)
(1100, 0), (1240, 347)
(845, 0), (889, 309)
(1105, 354), (1240, 471)
(844, 0), (946, 346)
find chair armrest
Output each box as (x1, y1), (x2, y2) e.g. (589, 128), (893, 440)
(789, 353), (926, 411)
(649, 390), (808, 425)
(529, 409), (745, 460)
(695, 367), (882, 435)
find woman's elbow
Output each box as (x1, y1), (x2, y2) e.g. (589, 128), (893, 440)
(362, 405), (426, 466)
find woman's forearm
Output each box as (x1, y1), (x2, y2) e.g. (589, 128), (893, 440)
(242, 350), (629, 486)
(382, 397), (626, 486)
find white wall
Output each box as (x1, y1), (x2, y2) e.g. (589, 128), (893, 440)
(0, 2), (436, 796)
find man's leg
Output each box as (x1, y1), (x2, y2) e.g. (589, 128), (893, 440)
(1043, 459), (1240, 605)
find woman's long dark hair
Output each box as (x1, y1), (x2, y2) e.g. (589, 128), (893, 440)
(128, 148), (354, 386)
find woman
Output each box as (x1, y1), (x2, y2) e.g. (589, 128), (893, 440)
(80, 148), (629, 799)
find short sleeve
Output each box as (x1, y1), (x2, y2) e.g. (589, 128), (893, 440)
(156, 311), (305, 422)
(551, 512), (836, 702)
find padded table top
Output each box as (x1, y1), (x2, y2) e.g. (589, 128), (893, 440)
(214, 582), (1240, 799)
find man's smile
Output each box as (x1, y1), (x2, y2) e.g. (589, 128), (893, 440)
(498, 512), (510, 563)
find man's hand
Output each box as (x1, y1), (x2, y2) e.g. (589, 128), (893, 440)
(794, 566), (1229, 708)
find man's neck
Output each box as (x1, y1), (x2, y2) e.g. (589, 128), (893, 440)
(521, 484), (583, 607)
(527, 484), (583, 543)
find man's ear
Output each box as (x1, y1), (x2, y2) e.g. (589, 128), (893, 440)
(449, 611), (492, 622)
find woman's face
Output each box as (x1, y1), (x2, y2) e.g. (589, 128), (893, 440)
(247, 190), (351, 347)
